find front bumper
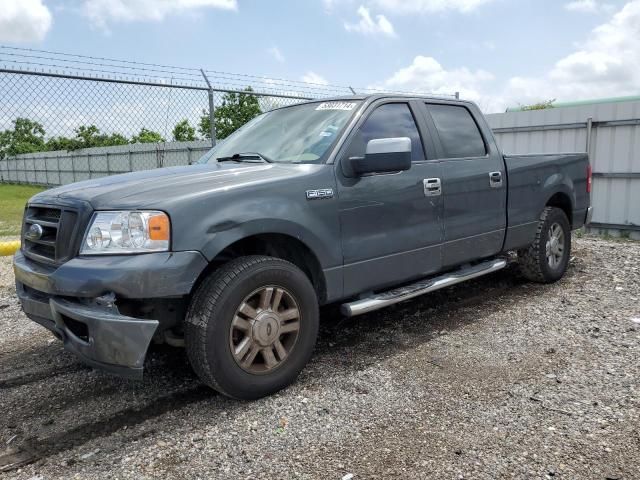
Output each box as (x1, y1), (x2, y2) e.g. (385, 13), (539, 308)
(17, 284), (158, 378)
(14, 249), (208, 378)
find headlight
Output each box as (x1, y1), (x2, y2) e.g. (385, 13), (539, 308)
(81, 211), (170, 255)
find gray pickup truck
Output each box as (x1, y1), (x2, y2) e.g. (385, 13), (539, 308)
(14, 95), (591, 399)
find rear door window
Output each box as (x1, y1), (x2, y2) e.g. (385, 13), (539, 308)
(427, 104), (486, 159)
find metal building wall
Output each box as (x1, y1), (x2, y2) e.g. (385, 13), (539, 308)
(486, 99), (640, 239)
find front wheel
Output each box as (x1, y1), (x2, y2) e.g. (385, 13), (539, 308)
(518, 206), (572, 283)
(184, 256), (319, 400)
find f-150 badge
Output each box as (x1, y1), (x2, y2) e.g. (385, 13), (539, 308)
(306, 188), (334, 200)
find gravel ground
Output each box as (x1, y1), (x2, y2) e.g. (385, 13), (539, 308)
(0, 237), (639, 479)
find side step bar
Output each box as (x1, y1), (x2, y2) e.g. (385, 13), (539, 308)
(341, 258), (508, 317)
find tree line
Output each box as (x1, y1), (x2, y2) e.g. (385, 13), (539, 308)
(0, 88), (262, 159)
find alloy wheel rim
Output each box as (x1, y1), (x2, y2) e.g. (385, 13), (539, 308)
(545, 222), (565, 269)
(229, 285), (301, 374)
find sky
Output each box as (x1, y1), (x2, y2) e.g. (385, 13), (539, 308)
(0, 0), (639, 112)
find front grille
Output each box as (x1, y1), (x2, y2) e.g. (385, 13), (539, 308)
(22, 204), (80, 265)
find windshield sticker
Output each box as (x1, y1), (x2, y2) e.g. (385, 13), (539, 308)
(315, 102), (357, 111)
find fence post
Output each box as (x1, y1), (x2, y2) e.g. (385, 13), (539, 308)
(585, 117), (593, 157)
(200, 69), (217, 147)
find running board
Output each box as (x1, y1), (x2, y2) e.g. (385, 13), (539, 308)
(341, 258), (508, 317)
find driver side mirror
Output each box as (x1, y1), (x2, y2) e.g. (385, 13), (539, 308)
(345, 137), (412, 177)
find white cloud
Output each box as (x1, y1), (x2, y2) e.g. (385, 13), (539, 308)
(302, 71), (329, 85)
(267, 46), (285, 63)
(0, 0), (52, 43)
(371, 0), (495, 14)
(371, 55), (495, 106)
(506, 0), (640, 105)
(344, 5), (395, 36)
(322, 0), (339, 11)
(374, 1), (640, 112)
(565, 0), (615, 14)
(82, 0), (237, 29)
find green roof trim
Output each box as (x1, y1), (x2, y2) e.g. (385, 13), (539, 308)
(507, 94), (640, 112)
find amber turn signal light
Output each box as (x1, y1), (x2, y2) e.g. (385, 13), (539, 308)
(148, 213), (170, 241)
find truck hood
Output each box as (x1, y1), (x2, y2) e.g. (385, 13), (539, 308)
(33, 162), (321, 210)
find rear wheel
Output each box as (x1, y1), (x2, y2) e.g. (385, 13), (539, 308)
(518, 206), (571, 283)
(184, 256), (319, 400)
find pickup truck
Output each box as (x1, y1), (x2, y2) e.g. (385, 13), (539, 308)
(14, 95), (591, 399)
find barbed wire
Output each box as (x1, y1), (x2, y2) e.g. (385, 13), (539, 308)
(0, 45), (454, 99)
(0, 46), (356, 90)
(0, 52), (352, 96)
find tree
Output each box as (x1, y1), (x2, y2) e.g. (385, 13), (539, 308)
(75, 125), (129, 148)
(45, 136), (78, 152)
(172, 119), (196, 142)
(103, 133), (129, 147)
(199, 87), (262, 140)
(520, 99), (556, 111)
(0, 118), (46, 159)
(0, 130), (11, 160)
(131, 128), (165, 144)
(46, 125), (129, 151)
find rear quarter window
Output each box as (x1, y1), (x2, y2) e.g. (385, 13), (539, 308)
(427, 104), (486, 159)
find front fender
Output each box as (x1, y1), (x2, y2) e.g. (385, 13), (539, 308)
(199, 217), (339, 269)
(167, 164), (342, 270)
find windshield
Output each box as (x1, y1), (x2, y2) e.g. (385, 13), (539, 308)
(198, 100), (360, 164)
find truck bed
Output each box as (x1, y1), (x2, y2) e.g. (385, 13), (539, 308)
(502, 152), (590, 251)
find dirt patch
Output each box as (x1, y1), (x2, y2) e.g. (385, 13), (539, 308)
(0, 237), (639, 479)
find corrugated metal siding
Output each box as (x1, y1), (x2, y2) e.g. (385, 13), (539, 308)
(487, 100), (640, 239)
(0, 140), (211, 186)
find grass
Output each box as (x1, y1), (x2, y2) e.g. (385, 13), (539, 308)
(0, 184), (47, 236)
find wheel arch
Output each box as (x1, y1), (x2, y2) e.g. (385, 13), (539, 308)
(193, 233), (328, 304)
(545, 191), (573, 226)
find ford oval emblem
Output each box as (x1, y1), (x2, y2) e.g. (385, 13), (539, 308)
(26, 223), (44, 241)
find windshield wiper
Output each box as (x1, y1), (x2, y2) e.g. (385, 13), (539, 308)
(216, 152), (273, 163)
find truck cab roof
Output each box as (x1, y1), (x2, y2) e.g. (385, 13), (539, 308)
(290, 93), (476, 111)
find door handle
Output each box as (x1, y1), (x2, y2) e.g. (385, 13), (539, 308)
(423, 178), (441, 197)
(489, 171), (503, 188)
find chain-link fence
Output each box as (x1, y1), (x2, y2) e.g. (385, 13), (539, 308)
(0, 46), (452, 185)
(0, 68), (313, 183)
(0, 68), (312, 144)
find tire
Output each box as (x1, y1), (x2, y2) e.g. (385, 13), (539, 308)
(184, 255), (319, 400)
(518, 206), (572, 283)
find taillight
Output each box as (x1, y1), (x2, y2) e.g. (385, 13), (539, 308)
(586, 164), (592, 193)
